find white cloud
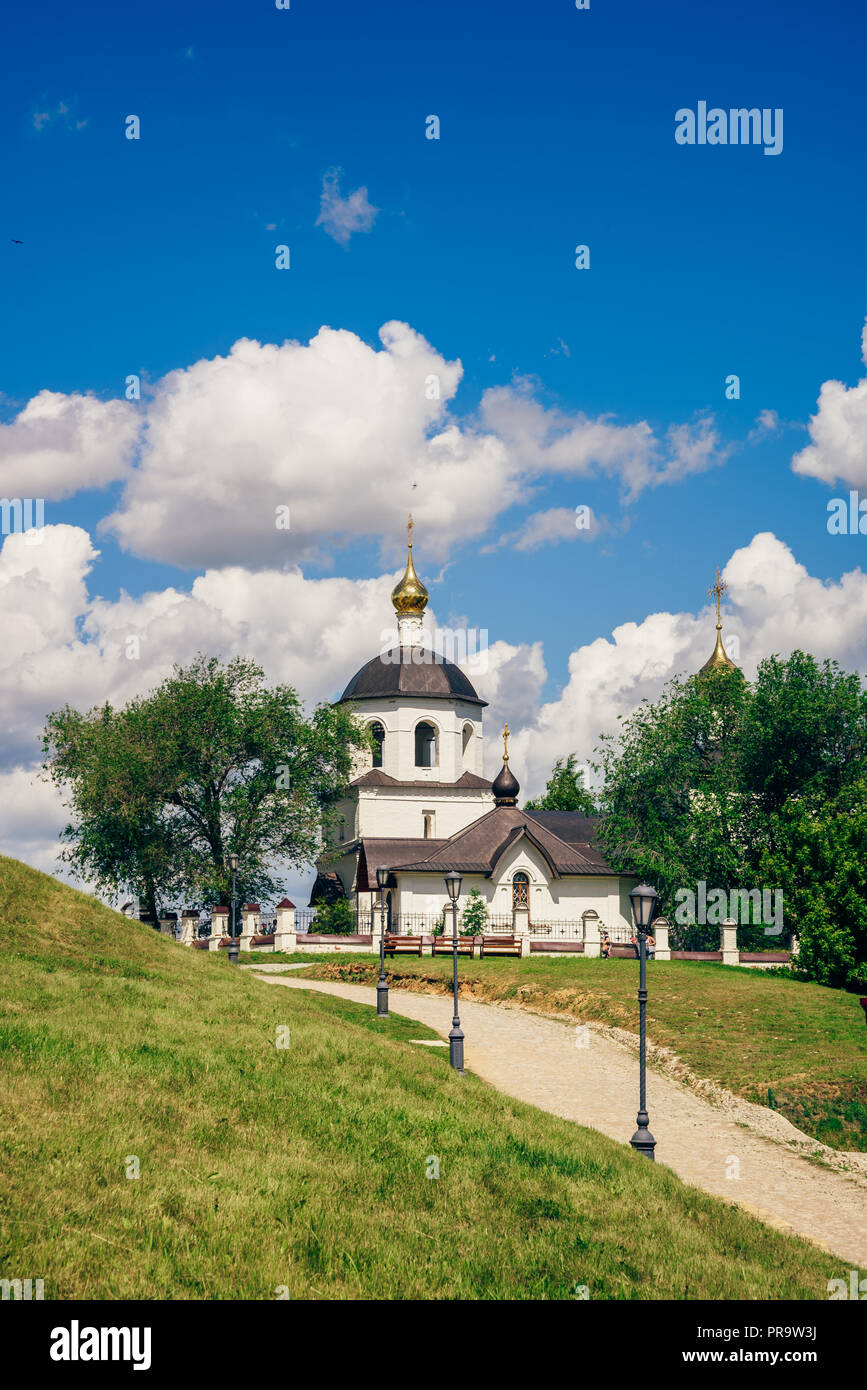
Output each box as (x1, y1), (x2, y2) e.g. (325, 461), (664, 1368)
(791, 318), (867, 488)
(0, 390), (140, 499)
(488, 506), (603, 552)
(480, 382), (726, 500)
(86, 322), (730, 570)
(101, 321), (522, 567)
(2, 322), (732, 572)
(315, 168), (379, 246)
(32, 100), (88, 133)
(748, 408), (782, 442)
(473, 640), (548, 760)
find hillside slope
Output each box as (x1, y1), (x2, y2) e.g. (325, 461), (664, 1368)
(0, 856), (843, 1299)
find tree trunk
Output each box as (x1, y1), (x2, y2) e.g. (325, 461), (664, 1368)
(143, 878), (160, 929)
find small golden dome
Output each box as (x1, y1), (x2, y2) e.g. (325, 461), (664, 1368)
(391, 513), (429, 617)
(699, 567), (738, 676)
(699, 627), (736, 675)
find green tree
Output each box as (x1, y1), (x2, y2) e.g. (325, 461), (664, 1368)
(42, 655), (369, 916)
(525, 753), (597, 814)
(39, 701), (183, 926)
(594, 653), (867, 990)
(459, 887), (489, 936)
(312, 899), (357, 935)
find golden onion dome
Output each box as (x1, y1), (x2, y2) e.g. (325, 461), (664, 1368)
(390, 514), (429, 617)
(699, 567), (738, 676)
(699, 627), (736, 675)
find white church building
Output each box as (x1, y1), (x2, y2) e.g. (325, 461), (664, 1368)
(310, 522), (639, 952)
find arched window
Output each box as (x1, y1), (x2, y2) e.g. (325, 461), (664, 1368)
(414, 721), (437, 768)
(423, 810), (435, 839)
(370, 721), (385, 769)
(462, 722), (473, 763)
(512, 872), (529, 909)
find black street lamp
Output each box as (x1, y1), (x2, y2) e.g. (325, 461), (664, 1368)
(444, 870), (464, 1074)
(629, 882), (658, 1159)
(376, 865), (390, 1018)
(228, 852), (240, 966)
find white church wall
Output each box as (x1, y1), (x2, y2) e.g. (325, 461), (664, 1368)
(344, 696), (483, 783)
(395, 872), (490, 921)
(327, 796), (358, 845)
(617, 876), (640, 929)
(356, 789), (493, 840)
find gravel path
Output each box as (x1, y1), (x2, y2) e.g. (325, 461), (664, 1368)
(255, 970), (867, 1268)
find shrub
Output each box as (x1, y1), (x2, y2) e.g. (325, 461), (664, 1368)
(313, 899), (357, 935)
(460, 888), (488, 937)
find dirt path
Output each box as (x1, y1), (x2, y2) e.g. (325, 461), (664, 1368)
(255, 970), (867, 1269)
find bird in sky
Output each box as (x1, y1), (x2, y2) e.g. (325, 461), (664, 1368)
(10, 239), (23, 244)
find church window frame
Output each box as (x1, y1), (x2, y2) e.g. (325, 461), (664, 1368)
(369, 720), (386, 769)
(414, 719), (438, 769)
(512, 872), (530, 909)
(461, 721), (474, 765)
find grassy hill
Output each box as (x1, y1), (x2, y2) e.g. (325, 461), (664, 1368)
(297, 953), (867, 1152)
(0, 856), (845, 1299)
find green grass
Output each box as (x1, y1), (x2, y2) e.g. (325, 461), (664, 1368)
(0, 857), (848, 1299)
(298, 953), (867, 1152)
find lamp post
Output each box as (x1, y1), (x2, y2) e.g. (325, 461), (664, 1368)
(629, 882), (658, 1160)
(444, 870), (464, 1074)
(228, 852), (239, 966)
(376, 865), (389, 1018)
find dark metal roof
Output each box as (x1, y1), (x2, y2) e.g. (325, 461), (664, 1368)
(359, 807), (615, 878)
(351, 769), (493, 790)
(339, 648), (487, 706)
(356, 838), (450, 892)
(524, 812), (629, 874)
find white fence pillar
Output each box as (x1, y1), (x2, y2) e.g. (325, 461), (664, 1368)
(720, 916), (739, 966)
(273, 898), (297, 953)
(159, 913), (177, 938)
(239, 903), (260, 952)
(209, 907), (229, 951)
(652, 915), (671, 961)
(512, 905), (530, 955)
(371, 900), (388, 951)
(582, 910), (601, 958)
(179, 910), (199, 945)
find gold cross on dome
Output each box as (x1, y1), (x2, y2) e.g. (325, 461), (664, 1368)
(503, 723), (510, 762)
(407, 513), (414, 546)
(708, 568), (728, 624)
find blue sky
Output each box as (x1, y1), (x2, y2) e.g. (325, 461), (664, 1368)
(3, 0), (867, 881)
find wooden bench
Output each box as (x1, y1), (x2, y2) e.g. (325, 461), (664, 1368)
(383, 934), (424, 957)
(480, 935), (523, 958)
(432, 934), (476, 957)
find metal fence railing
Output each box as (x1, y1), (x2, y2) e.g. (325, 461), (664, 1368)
(528, 921), (587, 939)
(606, 921), (633, 944)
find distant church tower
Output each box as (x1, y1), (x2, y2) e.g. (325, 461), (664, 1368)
(699, 568), (739, 676)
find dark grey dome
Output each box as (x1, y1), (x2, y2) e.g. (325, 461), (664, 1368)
(339, 648), (487, 706)
(492, 760), (520, 805)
